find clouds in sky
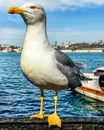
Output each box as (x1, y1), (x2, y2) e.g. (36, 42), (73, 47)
(48, 29), (104, 43)
(1, 0), (104, 10)
(1, 0), (104, 44)
(0, 28), (25, 45)
(1, 27), (104, 45)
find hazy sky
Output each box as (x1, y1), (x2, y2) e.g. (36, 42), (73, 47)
(1, 0), (104, 45)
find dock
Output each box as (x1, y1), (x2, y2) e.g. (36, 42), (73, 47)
(0, 117), (104, 130)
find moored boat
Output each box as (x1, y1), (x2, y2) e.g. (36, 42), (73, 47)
(75, 67), (104, 102)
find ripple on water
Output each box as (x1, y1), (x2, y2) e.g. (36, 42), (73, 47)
(0, 52), (104, 117)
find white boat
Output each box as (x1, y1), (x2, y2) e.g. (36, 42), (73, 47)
(75, 67), (104, 102)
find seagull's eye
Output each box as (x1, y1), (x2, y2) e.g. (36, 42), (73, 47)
(30, 6), (36, 9)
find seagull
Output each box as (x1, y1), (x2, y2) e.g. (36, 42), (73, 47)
(8, 3), (83, 127)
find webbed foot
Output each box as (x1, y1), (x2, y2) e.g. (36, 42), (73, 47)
(48, 112), (61, 127)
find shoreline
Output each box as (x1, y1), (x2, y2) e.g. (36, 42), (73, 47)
(0, 49), (103, 53)
(61, 49), (103, 53)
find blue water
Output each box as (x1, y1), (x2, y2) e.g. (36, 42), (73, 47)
(0, 52), (104, 118)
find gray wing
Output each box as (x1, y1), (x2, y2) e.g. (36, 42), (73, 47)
(75, 62), (87, 69)
(54, 48), (82, 89)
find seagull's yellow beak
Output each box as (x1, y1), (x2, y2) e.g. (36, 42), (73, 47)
(8, 7), (25, 14)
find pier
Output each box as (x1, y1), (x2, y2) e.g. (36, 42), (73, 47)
(0, 117), (104, 130)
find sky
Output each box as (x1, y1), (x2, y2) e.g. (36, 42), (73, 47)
(1, 0), (104, 45)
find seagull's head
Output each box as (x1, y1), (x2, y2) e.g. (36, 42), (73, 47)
(8, 3), (46, 25)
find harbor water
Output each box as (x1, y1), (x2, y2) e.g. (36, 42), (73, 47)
(0, 52), (104, 118)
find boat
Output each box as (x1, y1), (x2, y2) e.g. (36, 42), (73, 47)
(75, 67), (104, 102)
